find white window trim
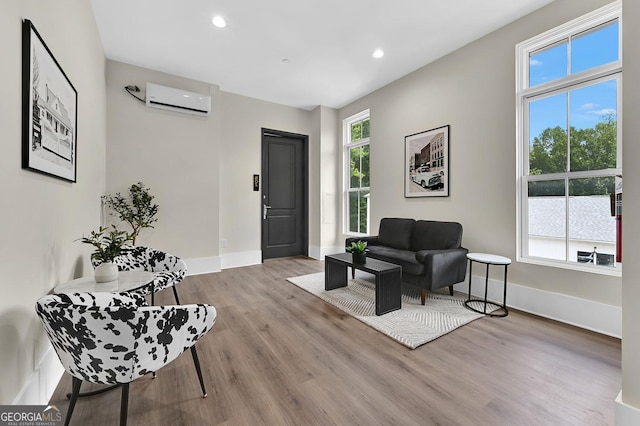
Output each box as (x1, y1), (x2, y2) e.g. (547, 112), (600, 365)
(515, 1), (622, 276)
(343, 109), (370, 237)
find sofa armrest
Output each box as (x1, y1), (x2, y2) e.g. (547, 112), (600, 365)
(345, 236), (380, 248)
(415, 247), (469, 288)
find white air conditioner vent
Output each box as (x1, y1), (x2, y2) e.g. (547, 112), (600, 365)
(145, 83), (211, 116)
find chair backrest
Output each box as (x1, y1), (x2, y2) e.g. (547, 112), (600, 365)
(36, 292), (216, 385)
(93, 246), (186, 274)
(92, 246), (187, 295)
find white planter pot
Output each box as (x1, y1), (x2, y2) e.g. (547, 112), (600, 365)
(94, 262), (119, 283)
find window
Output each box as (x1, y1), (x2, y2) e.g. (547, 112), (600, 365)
(344, 110), (370, 235)
(516, 2), (621, 274)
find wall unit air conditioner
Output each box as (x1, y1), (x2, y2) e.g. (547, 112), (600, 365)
(145, 83), (211, 116)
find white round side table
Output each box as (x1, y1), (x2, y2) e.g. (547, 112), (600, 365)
(464, 253), (511, 317)
(54, 270), (155, 294)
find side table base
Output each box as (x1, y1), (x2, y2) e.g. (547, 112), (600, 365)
(464, 299), (508, 317)
(464, 253), (511, 318)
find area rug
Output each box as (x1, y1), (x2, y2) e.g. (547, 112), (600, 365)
(286, 272), (495, 349)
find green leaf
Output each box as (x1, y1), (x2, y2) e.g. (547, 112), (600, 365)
(102, 182), (159, 244)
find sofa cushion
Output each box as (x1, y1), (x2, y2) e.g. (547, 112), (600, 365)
(366, 245), (425, 275)
(411, 220), (462, 251)
(377, 218), (415, 250)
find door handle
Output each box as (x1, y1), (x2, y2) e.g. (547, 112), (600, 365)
(263, 204), (271, 220)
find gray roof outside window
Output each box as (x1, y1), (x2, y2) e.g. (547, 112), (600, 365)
(528, 196), (616, 242)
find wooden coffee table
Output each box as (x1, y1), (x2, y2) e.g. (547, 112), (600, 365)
(325, 253), (402, 315)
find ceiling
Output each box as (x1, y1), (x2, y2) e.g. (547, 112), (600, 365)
(90, 0), (555, 110)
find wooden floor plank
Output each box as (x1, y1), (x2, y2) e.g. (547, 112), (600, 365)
(49, 256), (621, 425)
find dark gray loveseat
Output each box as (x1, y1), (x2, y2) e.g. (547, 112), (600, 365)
(346, 218), (468, 304)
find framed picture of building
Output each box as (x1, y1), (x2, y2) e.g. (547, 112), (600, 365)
(404, 125), (449, 198)
(22, 19), (77, 183)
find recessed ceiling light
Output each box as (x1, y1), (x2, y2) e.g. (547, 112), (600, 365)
(373, 49), (384, 59)
(212, 16), (226, 28)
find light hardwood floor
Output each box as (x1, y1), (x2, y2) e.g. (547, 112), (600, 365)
(50, 256), (621, 425)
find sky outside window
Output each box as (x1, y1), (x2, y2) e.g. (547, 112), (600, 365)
(529, 21), (618, 149)
(569, 79), (617, 133)
(529, 41), (568, 87)
(571, 21), (619, 74)
(529, 92), (567, 141)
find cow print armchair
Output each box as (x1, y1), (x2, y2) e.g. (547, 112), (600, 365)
(36, 291), (216, 426)
(92, 246), (187, 305)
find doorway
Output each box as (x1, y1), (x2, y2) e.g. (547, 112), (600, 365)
(261, 128), (308, 260)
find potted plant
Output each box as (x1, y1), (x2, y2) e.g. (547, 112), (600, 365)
(78, 225), (130, 282)
(347, 240), (368, 264)
(102, 182), (159, 245)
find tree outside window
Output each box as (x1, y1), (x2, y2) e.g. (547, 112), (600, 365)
(345, 111), (370, 235)
(517, 4), (621, 272)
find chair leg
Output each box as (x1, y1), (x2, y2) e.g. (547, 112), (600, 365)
(120, 383), (130, 426)
(448, 285), (454, 296)
(190, 346), (207, 397)
(421, 288), (426, 305)
(172, 285), (181, 304)
(351, 268), (355, 279)
(65, 377), (82, 426)
(150, 281), (157, 378)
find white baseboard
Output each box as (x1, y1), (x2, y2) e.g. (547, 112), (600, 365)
(13, 347), (64, 405)
(184, 256), (221, 276)
(309, 245), (344, 260)
(295, 247), (622, 337)
(185, 252), (264, 273)
(616, 391), (640, 425)
(187, 247), (344, 273)
(220, 250), (262, 270)
(453, 272), (621, 338)
(182, 253), (623, 336)
(308, 245), (322, 260)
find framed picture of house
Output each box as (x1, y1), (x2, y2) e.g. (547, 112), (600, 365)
(22, 19), (78, 183)
(404, 125), (449, 198)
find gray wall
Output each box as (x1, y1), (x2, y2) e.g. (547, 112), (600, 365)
(218, 91), (313, 266)
(105, 60), (221, 261)
(319, 106), (340, 250)
(310, 105), (340, 258)
(338, 0), (620, 306)
(105, 62), (320, 270)
(0, 0), (106, 404)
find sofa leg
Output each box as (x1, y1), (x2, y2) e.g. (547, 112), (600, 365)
(421, 289), (426, 305)
(351, 267), (355, 279)
(449, 285), (454, 296)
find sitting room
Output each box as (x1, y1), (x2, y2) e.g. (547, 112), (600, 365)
(2, 0), (640, 424)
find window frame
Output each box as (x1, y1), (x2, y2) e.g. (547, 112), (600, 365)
(515, 1), (622, 276)
(343, 109), (370, 236)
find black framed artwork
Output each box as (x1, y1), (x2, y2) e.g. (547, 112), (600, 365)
(404, 125), (449, 198)
(22, 19), (78, 182)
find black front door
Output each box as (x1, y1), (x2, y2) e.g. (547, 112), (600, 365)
(261, 129), (308, 260)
